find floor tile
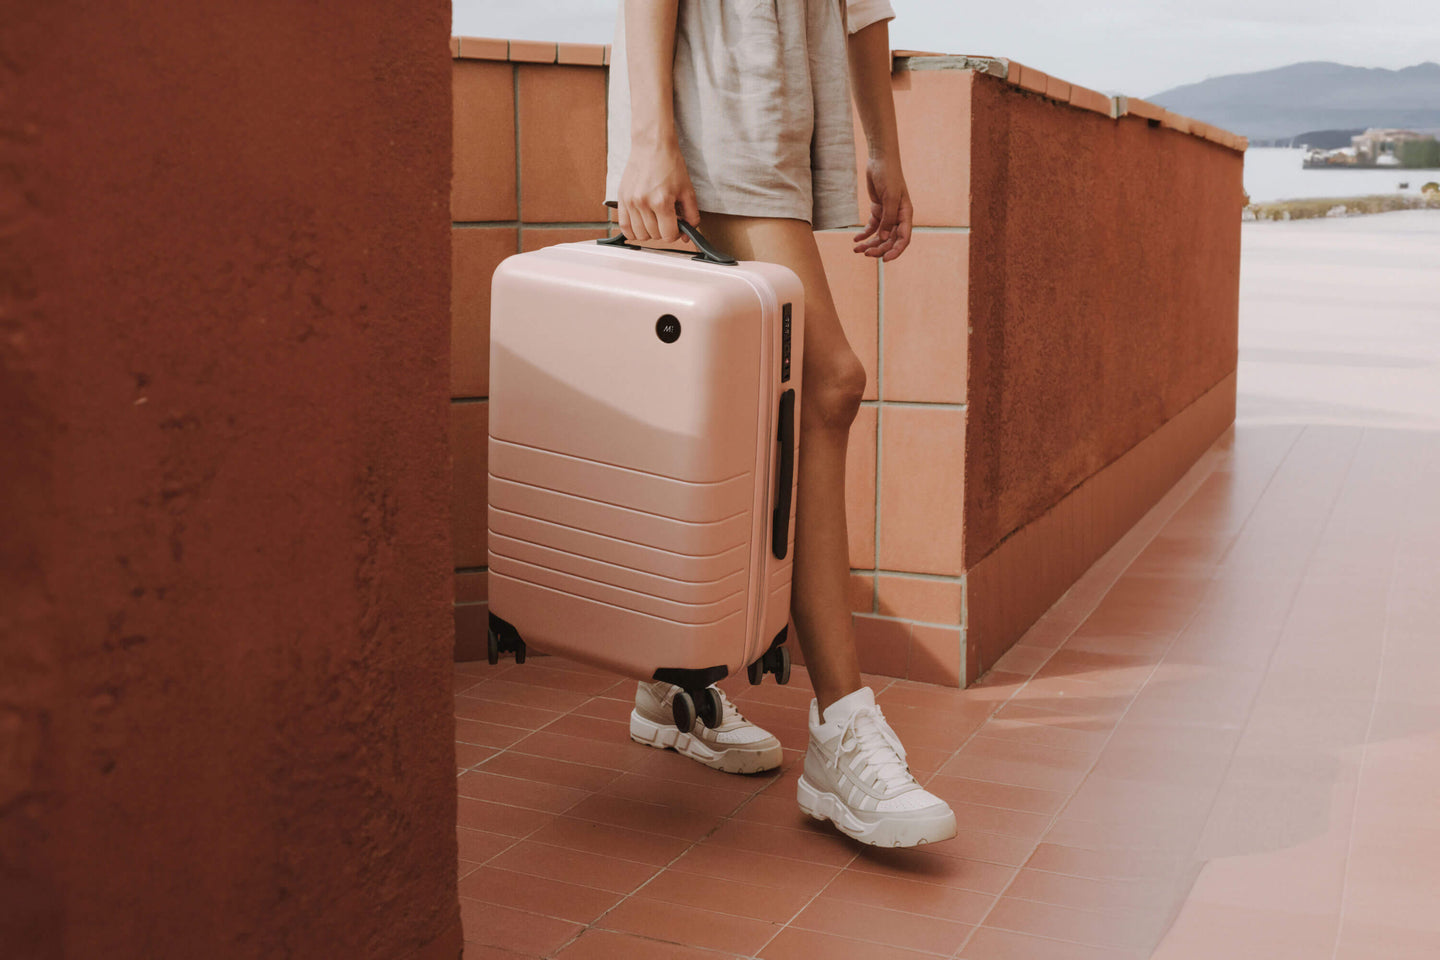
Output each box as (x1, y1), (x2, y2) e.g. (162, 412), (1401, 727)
(552, 928), (723, 959)
(789, 897), (973, 955)
(458, 865), (624, 924)
(760, 927), (944, 960)
(485, 839), (661, 895)
(634, 867), (815, 923)
(599, 896), (780, 955)
(959, 925), (1149, 960)
(820, 869), (994, 924)
(525, 816), (691, 866)
(458, 897), (583, 957)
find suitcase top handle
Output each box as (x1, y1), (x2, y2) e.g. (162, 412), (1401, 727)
(597, 217), (738, 267)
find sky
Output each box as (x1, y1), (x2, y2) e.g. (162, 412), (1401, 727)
(451, 0), (1440, 97)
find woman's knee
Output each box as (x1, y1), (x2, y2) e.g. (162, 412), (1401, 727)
(802, 347), (867, 431)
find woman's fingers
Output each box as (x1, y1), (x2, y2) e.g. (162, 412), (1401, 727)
(881, 218), (911, 261)
(636, 201), (662, 244)
(622, 199), (649, 242)
(653, 193), (681, 243)
(882, 197), (914, 261)
(852, 207), (882, 248)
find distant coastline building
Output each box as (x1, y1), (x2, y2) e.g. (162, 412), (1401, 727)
(1352, 129), (1433, 166)
(1304, 128), (1440, 169)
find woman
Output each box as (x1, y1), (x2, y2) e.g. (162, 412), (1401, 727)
(609, 0), (956, 848)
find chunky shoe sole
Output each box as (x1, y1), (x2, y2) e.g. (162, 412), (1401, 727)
(629, 710), (782, 775)
(797, 774), (958, 847)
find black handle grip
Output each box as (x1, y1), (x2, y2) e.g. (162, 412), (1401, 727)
(597, 218), (737, 266)
(772, 389), (796, 560)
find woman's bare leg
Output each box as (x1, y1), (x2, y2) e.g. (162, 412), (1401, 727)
(698, 212), (864, 713)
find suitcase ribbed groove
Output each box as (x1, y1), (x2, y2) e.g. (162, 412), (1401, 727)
(489, 532), (748, 602)
(488, 472), (751, 526)
(491, 436), (752, 486)
(488, 507), (750, 569)
(489, 478), (751, 556)
(490, 556), (747, 624)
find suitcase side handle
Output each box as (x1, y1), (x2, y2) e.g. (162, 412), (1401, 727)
(597, 218), (738, 266)
(772, 389), (796, 560)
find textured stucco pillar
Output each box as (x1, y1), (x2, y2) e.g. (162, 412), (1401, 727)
(1, 3), (459, 958)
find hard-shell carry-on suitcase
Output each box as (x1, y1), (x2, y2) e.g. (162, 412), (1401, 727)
(485, 221), (803, 732)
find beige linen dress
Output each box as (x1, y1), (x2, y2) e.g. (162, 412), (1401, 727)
(605, 0), (896, 231)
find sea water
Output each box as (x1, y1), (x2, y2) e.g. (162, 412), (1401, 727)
(1244, 148), (1440, 204)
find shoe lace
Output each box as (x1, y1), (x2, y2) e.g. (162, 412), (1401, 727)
(710, 686), (747, 731)
(833, 705), (913, 793)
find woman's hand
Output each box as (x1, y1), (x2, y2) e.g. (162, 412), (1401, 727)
(853, 154), (912, 261)
(618, 137), (700, 244)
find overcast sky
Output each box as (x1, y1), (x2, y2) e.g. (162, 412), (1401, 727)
(452, 0), (1440, 96)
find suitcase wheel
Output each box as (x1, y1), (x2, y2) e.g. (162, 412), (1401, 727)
(747, 644), (792, 686)
(487, 615), (526, 666)
(695, 687), (723, 730)
(768, 645), (791, 686)
(671, 691), (696, 732)
(670, 687), (723, 732)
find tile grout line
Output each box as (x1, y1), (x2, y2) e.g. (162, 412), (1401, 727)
(859, 400), (968, 410)
(855, 568), (964, 582)
(873, 259), (885, 613)
(512, 61), (522, 233)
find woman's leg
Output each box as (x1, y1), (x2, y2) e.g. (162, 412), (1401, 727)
(697, 212), (865, 713)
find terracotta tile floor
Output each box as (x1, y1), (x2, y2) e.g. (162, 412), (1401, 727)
(456, 212), (1440, 958)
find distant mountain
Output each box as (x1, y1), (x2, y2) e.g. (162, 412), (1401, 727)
(1149, 62), (1440, 141)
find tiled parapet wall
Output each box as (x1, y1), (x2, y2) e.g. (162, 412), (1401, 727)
(955, 56), (1244, 681)
(449, 40), (1244, 685)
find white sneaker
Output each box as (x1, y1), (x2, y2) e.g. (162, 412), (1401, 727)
(798, 687), (957, 847)
(629, 681), (783, 774)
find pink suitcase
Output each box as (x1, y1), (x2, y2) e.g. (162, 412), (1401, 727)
(486, 223), (803, 730)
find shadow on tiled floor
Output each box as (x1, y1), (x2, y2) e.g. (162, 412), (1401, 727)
(456, 213), (1440, 958)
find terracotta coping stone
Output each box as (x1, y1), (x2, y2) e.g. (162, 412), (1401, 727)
(456, 36), (507, 61)
(1015, 62), (1050, 95)
(557, 42), (605, 66)
(1162, 109), (1193, 134)
(508, 39), (558, 63)
(891, 52), (1241, 152)
(926, 57), (1243, 152)
(1067, 83), (1113, 118)
(449, 37), (460, 59)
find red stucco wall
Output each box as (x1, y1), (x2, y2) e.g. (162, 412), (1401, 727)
(2, 3), (459, 957)
(964, 73), (1243, 564)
